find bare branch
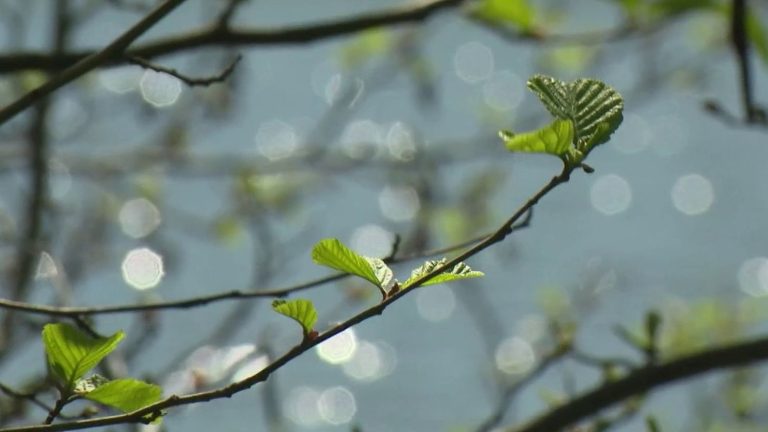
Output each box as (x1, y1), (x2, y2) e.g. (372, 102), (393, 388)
(0, 0), (188, 127)
(0, 214), (533, 317)
(0, 0), (466, 74)
(126, 55), (242, 87)
(511, 336), (768, 432)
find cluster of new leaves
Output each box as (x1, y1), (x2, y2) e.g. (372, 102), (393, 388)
(271, 238), (484, 340)
(42, 324), (162, 422)
(500, 75), (624, 168)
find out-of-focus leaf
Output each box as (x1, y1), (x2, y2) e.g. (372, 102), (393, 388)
(272, 299), (318, 336)
(402, 258), (483, 289)
(42, 324), (124, 391)
(747, 11), (768, 68)
(340, 29), (391, 69)
(311, 238), (380, 288)
(470, 0), (536, 32)
(213, 215), (243, 245)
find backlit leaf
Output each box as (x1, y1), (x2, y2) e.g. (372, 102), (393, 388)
(500, 118), (574, 157)
(84, 378), (163, 423)
(312, 238), (380, 287)
(42, 324), (124, 391)
(272, 299), (318, 336)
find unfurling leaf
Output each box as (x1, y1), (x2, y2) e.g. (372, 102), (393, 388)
(365, 257), (396, 294)
(84, 378), (163, 423)
(272, 299), (318, 336)
(42, 323), (124, 391)
(312, 238), (380, 287)
(402, 258), (484, 289)
(526, 74), (623, 155)
(500, 118), (574, 157)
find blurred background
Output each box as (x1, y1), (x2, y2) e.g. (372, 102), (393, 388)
(1, 0), (768, 431)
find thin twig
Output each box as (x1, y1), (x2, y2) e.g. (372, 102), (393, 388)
(0, 0), (466, 74)
(476, 344), (570, 432)
(0, 382), (56, 415)
(0, 0), (188, 127)
(126, 54), (241, 87)
(0, 217), (531, 317)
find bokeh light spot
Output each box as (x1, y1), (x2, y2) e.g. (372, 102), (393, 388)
(341, 119), (383, 159)
(671, 173), (714, 215)
(738, 257), (768, 297)
(99, 67), (142, 94)
(590, 174), (632, 215)
(612, 113), (652, 154)
(378, 185), (420, 222)
(254, 119), (299, 161)
(342, 340), (397, 382)
(495, 336), (535, 375)
(350, 224), (394, 258)
(35, 252), (58, 280)
(140, 70), (182, 107)
(317, 386), (356, 425)
(454, 41), (494, 83)
(415, 285), (456, 322)
(121, 247), (164, 290)
(386, 122), (417, 161)
(119, 198), (161, 239)
(317, 328), (357, 364)
(285, 387), (322, 427)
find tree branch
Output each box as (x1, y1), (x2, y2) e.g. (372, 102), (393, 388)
(0, 216), (531, 317)
(0, 0), (188, 127)
(0, 162), (566, 432)
(511, 336), (768, 432)
(0, 0), (465, 75)
(126, 54), (241, 87)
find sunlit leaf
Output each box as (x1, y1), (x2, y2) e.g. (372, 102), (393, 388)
(402, 258), (484, 289)
(84, 378), (163, 422)
(526, 75), (623, 155)
(42, 324), (124, 391)
(500, 118), (574, 157)
(470, 0), (536, 32)
(311, 238), (380, 287)
(272, 299), (318, 336)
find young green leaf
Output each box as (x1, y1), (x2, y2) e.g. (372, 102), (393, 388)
(84, 378), (162, 420)
(311, 238), (380, 287)
(500, 118), (574, 157)
(526, 75), (623, 154)
(402, 258), (484, 289)
(272, 299), (318, 336)
(42, 323), (124, 391)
